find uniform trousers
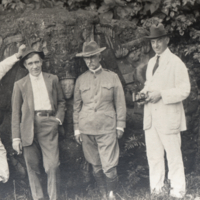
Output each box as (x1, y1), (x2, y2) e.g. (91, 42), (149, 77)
(81, 132), (119, 178)
(23, 115), (60, 200)
(145, 125), (185, 198)
(0, 139), (9, 183)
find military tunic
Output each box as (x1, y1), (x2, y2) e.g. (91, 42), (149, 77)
(73, 67), (126, 174)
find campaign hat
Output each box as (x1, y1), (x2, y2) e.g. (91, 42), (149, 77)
(76, 41), (106, 57)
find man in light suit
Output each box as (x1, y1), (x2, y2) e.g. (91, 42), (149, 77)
(138, 23), (190, 198)
(74, 41), (126, 200)
(12, 48), (65, 200)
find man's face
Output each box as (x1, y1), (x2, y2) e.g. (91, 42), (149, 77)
(60, 78), (75, 99)
(24, 54), (42, 77)
(151, 37), (169, 55)
(83, 53), (101, 70)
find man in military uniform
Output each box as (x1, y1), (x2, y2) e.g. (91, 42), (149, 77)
(73, 41), (126, 200)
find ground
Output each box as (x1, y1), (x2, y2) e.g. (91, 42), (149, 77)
(1, 172), (200, 200)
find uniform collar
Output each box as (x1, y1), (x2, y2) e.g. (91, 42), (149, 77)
(89, 65), (102, 74)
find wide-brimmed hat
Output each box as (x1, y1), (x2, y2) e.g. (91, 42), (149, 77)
(145, 23), (169, 39)
(76, 41), (106, 57)
(20, 48), (45, 66)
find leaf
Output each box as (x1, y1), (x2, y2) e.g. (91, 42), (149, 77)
(161, 7), (169, 15)
(98, 3), (111, 13)
(182, 0), (195, 6)
(142, 0), (161, 15)
(104, 0), (115, 6)
(149, 2), (160, 14)
(99, 11), (113, 22)
(115, 0), (127, 7)
(2, 0), (12, 4)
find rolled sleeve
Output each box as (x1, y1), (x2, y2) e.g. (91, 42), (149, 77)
(0, 54), (19, 80)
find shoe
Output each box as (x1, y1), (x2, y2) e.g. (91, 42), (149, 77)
(170, 190), (185, 199)
(108, 191), (116, 200)
(93, 170), (107, 199)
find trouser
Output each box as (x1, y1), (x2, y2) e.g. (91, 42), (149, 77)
(23, 116), (60, 200)
(81, 133), (119, 192)
(0, 139), (9, 183)
(145, 126), (185, 198)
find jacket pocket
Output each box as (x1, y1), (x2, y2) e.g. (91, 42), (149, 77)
(80, 85), (90, 92)
(168, 108), (181, 130)
(101, 83), (114, 101)
(80, 85), (91, 101)
(102, 112), (116, 131)
(79, 112), (88, 120)
(102, 83), (113, 90)
(79, 112), (89, 130)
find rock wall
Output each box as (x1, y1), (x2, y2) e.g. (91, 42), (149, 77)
(0, 6), (198, 195)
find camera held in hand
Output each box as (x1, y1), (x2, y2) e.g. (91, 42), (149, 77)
(132, 92), (148, 103)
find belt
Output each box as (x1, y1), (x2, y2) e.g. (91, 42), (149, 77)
(35, 110), (54, 117)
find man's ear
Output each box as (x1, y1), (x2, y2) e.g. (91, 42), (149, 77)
(99, 54), (102, 61)
(166, 37), (170, 45)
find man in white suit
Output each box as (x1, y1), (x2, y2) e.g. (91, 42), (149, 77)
(138, 23), (190, 198)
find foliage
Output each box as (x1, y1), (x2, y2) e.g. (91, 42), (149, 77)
(119, 129), (149, 189)
(1, 0), (200, 197)
(1, 0), (200, 64)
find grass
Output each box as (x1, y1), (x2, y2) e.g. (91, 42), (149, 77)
(1, 172), (200, 200)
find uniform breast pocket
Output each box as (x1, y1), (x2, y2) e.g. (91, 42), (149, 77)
(101, 83), (114, 101)
(80, 85), (91, 101)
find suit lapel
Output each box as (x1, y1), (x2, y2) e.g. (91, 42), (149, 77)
(150, 50), (171, 82)
(22, 75), (34, 115)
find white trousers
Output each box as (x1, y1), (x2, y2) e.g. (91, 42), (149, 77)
(0, 139), (9, 183)
(145, 126), (185, 198)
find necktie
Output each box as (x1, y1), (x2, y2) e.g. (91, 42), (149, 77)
(153, 56), (160, 75)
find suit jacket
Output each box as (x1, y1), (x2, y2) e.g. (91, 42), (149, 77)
(12, 72), (65, 147)
(73, 68), (126, 135)
(143, 48), (191, 134)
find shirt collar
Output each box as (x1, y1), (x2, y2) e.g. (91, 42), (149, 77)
(156, 47), (169, 59)
(89, 65), (102, 74)
(29, 72), (43, 81)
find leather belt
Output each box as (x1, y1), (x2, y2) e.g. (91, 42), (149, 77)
(35, 110), (54, 117)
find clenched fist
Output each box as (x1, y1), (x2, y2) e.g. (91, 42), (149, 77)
(16, 44), (26, 59)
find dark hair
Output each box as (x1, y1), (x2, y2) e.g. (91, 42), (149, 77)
(23, 52), (43, 65)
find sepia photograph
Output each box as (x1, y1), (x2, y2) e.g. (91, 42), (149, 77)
(0, 0), (199, 199)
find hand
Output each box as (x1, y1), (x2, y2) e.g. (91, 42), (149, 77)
(16, 44), (26, 59)
(12, 140), (22, 155)
(55, 117), (61, 125)
(75, 134), (82, 145)
(146, 90), (161, 104)
(136, 92), (147, 107)
(116, 129), (123, 139)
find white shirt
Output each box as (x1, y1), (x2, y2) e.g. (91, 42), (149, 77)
(29, 73), (52, 111)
